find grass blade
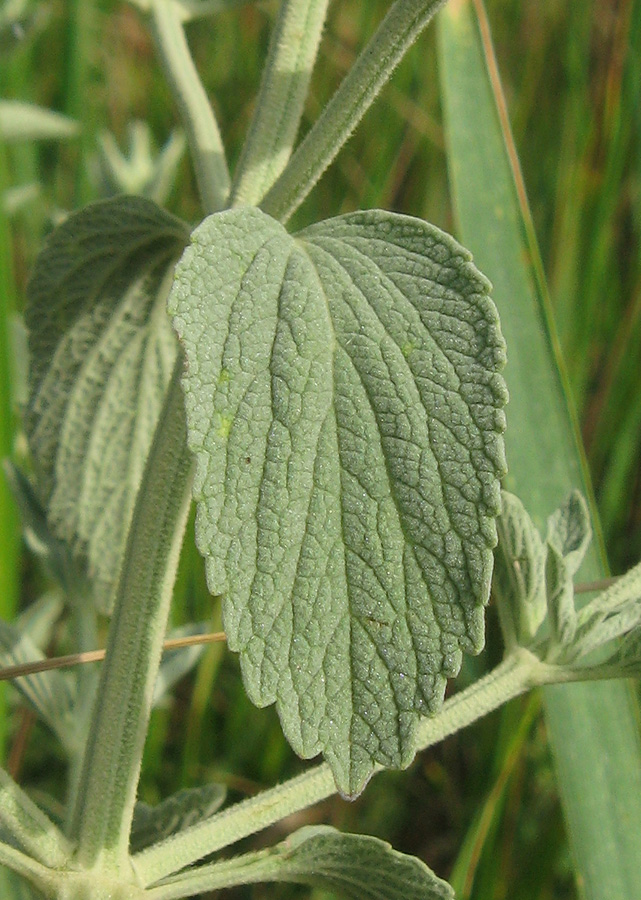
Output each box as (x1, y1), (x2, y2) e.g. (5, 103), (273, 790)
(0, 146), (20, 761)
(437, 2), (641, 897)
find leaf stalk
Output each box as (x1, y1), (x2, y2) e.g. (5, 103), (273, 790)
(261, 0), (447, 222)
(133, 649), (544, 885)
(70, 361), (194, 872)
(151, 0), (230, 213)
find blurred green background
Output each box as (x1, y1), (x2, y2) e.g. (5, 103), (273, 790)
(1, 1), (639, 897)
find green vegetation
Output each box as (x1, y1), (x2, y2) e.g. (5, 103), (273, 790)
(1, 1), (640, 898)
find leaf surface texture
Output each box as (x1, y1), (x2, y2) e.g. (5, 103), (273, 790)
(169, 206), (506, 794)
(26, 196), (189, 612)
(262, 825), (454, 900)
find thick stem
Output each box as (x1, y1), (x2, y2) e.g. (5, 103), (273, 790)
(230, 0), (330, 207)
(70, 361), (194, 872)
(261, 0), (447, 223)
(151, 0), (230, 213)
(133, 649), (543, 886)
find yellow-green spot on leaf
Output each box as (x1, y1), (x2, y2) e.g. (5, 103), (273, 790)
(216, 414), (232, 439)
(401, 340), (416, 358)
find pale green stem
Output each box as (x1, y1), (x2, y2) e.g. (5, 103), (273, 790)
(133, 649), (543, 886)
(70, 361), (194, 872)
(145, 846), (294, 900)
(0, 840), (55, 896)
(230, 0), (330, 207)
(151, 0), (230, 213)
(261, 0), (447, 223)
(0, 768), (73, 868)
(64, 592), (100, 833)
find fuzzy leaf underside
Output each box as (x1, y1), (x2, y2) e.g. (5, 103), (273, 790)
(25, 196), (189, 613)
(130, 784), (226, 854)
(265, 825), (454, 900)
(169, 206), (507, 795)
(0, 618), (77, 746)
(494, 490), (547, 646)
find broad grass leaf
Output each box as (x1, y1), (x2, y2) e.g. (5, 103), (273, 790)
(25, 196), (189, 613)
(169, 206), (506, 795)
(263, 825), (453, 900)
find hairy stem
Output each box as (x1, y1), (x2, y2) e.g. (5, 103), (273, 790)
(230, 0), (330, 207)
(261, 0), (447, 222)
(145, 846), (295, 900)
(0, 768), (72, 868)
(133, 649), (543, 885)
(151, 0), (230, 213)
(0, 840), (55, 896)
(70, 361), (194, 872)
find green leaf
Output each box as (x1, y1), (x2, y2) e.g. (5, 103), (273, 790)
(0, 768), (72, 869)
(546, 489), (591, 578)
(0, 101), (78, 142)
(149, 825), (453, 900)
(14, 592), (63, 651)
(544, 491), (590, 648)
(98, 123), (186, 204)
(262, 825), (454, 900)
(152, 622), (209, 706)
(0, 618), (77, 748)
(544, 544), (576, 649)
(130, 784), (226, 854)
(493, 491), (547, 648)
(569, 561), (641, 665)
(3, 462), (74, 591)
(169, 205), (507, 796)
(25, 196), (189, 613)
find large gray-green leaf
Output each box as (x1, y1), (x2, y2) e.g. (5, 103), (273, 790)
(254, 825), (453, 900)
(169, 205), (507, 796)
(25, 196), (189, 613)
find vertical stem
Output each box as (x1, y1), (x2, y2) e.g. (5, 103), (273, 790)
(261, 0), (447, 223)
(230, 0), (330, 207)
(71, 361), (194, 871)
(151, 0), (230, 214)
(63, 0), (98, 205)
